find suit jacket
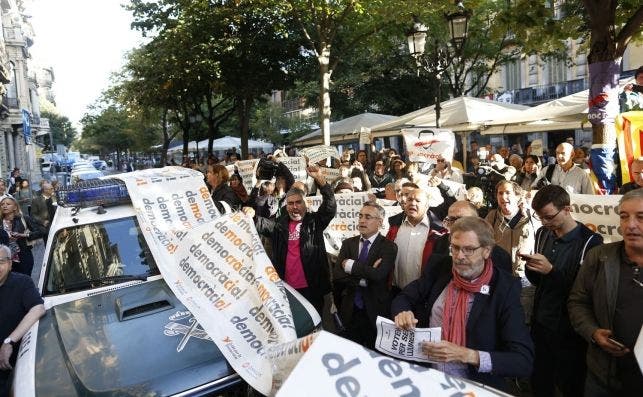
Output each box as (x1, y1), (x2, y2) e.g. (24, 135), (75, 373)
(391, 255), (534, 391)
(333, 234), (397, 326)
(30, 195), (51, 226)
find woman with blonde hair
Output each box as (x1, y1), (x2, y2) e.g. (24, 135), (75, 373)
(0, 196), (44, 276)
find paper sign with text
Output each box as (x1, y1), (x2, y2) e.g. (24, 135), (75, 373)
(300, 145), (340, 164)
(375, 316), (441, 364)
(117, 167), (297, 395)
(403, 128), (455, 164)
(275, 156), (308, 183)
(276, 331), (506, 397)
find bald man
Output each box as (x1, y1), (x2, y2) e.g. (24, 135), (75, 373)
(619, 157), (643, 194)
(539, 143), (594, 194)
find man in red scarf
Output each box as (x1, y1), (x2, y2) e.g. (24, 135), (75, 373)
(392, 216), (533, 392)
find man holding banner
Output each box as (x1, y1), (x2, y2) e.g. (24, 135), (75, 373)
(333, 202), (398, 349)
(392, 217), (533, 391)
(249, 164), (336, 315)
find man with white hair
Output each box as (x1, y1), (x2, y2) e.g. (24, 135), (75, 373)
(540, 142), (594, 194)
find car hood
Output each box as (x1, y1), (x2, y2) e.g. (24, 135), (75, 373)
(35, 280), (237, 396)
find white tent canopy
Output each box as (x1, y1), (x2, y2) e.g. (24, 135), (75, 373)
(294, 112), (397, 146)
(480, 89), (590, 135)
(168, 136), (273, 153)
(369, 97), (530, 135)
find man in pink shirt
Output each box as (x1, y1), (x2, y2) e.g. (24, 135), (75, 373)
(250, 164), (336, 314)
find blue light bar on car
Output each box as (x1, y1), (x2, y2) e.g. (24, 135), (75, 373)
(57, 179), (130, 208)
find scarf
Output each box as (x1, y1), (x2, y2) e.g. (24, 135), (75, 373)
(442, 257), (494, 346)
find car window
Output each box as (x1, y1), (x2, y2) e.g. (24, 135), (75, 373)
(44, 216), (160, 295)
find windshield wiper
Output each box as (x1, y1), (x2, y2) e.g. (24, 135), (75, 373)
(60, 274), (148, 293)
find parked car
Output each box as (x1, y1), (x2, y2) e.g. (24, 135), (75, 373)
(11, 179), (320, 396)
(92, 160), (108, 170)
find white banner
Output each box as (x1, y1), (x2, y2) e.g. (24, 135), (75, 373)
(403, 128), (455, 164)
(319, 167), (341, 185)
(300, 145), (340, 164)
(117, 167), (297, 395)
(530, 139), (543, 157)
(276, 331), (507, 397)
(375, 316), (441, 364)
(569, 193), (622, 243)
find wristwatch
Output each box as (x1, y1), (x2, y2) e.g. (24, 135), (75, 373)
(3, 337), (15, 346)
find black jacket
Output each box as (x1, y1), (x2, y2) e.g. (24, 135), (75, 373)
(211, 183), (241, 212)
(254, 183), (336, 299)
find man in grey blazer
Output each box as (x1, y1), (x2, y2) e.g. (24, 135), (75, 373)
(333, 201), (397, 348)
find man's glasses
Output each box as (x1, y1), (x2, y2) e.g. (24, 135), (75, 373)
(0, 257), (11, 264)
(449, 244), (482, 256)
(533, 208), (563, 222)
(443, 216), (461, 225)
(436, 159), (446, 163)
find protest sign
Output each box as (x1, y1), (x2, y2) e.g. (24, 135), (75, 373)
(530, 139), (543, 156)
(440, 179), (467, 200)
(375, 317), (441, 364)
(276, 331), (507, 397)
(117, 167), (298, 395)
(319, 167), (341, 185)
(236, 159), (260, 193)
(403, 128), (455, 164)
(359, 127), (371, 145)
(569, 193), (622, 243)
(300, 145), (340, 164)
(275, 156), (308, 183)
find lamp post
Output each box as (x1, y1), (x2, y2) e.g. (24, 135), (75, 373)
(407, 1), (471, 128)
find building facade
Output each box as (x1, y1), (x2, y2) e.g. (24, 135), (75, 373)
(0, 0), (50, 184)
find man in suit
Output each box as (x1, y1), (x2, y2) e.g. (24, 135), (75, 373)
(392, 216), (533, 391)
(333, 202), (397, 348)
(30, 182), (56, 243)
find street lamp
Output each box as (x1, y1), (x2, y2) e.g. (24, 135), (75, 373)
(407, 1), (471, 128)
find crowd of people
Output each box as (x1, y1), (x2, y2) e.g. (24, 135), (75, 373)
(2, 129), (643, 395)
(207, 142), (641, 395)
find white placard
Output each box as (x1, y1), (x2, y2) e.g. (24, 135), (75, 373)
(403, 128), (455, 164)
(634, 325), (643, 376)
(300, 145), (340, 164)
(235, 159), (259, 193)
(359, 127), (371, 145)
(375, 316), (442, 363)
(276, 331), (506, 397)
(275, 156), (308, 183)
(117, 167), (298, 395)
(530, 139), (543, 156)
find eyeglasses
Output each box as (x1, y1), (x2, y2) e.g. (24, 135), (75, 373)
(533, 208), (563, 222)
(436, 159), (446, 163)
(0, 257), (11, 264)
(358, 214), (380, 220)
(449, 244), (482, 256)
(443, 216), (461, 225)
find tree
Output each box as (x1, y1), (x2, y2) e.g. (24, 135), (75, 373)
(40, 110), (77, 149)
(79, 103), (135, 170)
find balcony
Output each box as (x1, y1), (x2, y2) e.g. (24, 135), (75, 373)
(504, 78), (588, 106)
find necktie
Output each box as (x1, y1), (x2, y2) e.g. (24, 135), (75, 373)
(354, 239), (370, 309)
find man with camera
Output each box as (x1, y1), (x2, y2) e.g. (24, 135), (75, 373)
(244, 162), (336, 315)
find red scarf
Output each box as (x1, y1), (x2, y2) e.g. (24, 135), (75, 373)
(442, 258), (494, 346)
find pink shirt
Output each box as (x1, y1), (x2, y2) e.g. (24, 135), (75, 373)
(285, 220), (308, 289)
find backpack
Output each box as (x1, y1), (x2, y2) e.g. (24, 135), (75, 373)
(535, 164), (555, 189)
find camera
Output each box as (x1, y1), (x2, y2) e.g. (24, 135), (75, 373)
(632, 84), (643, 94)
(256, 158), (280, 180)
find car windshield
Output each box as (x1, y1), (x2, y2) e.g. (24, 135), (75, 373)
(44, 216), (160, 295)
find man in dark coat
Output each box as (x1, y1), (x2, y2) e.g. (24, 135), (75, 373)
(333, 201), (397, 348)
(250, 164), (336, 315)
(392, 216), (533, 392)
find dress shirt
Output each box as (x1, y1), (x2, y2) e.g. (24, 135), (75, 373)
(393, 215), (430, 289)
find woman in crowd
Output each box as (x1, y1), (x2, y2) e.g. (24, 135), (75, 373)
(14, 179), (32, 216)
(390, 158), (408, 181)
(515, 155), (542, 191)
(207, 164), (241, 211)
(229, 173), (249, 204)
(0, 196), (45, 276)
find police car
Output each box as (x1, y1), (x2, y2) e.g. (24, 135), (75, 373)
(11, 179), (320, 396)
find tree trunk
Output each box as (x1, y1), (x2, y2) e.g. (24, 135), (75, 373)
(584, 1), (621, 194)
(318, 43), (332, 146)
(238, 97), (252, 159)
(160, 110), (169, 166)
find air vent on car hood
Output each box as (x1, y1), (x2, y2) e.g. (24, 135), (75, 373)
(115, 287), (174, 321)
